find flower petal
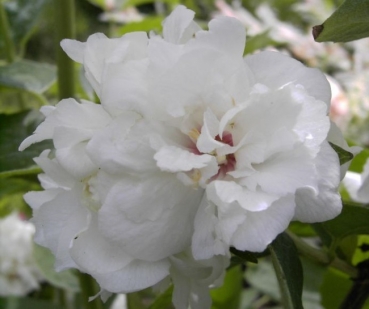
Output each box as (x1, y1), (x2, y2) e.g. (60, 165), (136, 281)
(70, 214), (133, 273)
(231, 194), (296, 252)
(245, 51), (331, 105)
(99, 174), (203, 261)
(294, 141), (342, 222)
(94, 259), (170, 293)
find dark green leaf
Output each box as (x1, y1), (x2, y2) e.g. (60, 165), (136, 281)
(230, 247), (259, 264)
(314, 203), (369, 242)
(0, 111), (52, 174)
(0, 298), (63, 309)
(0, 60), (56, 93)
(4, 0), (51, 47)
(268, 233), (303, 309)
(329, 142), (354, 165)
(211, 266), (243, 309)
(148, 286), (174, 309)
(85, 0), (107, 10)
(33, 244), (80, 292)
(313, 0), (369, 42)
(123, 0), (179, 8)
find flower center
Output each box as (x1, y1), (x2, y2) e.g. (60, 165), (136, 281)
(211, 133), (236, 180)
(189, 129), (236, 182)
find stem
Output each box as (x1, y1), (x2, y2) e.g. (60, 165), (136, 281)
(0, 0), (15, 63)
(54, 0), (76, 100)
(286, 231), (358, 279)
(78, 273), (104, 309)
(269, 244), (295, 309)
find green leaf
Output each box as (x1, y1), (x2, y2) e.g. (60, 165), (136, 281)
(117, 16), (163, 35)
(268, 233), (303, 309)
(313, 0), (369, 42)
(0, 177), (39, 217)
(0, 60), (56, 93)
(329, 142), (354, 165)
(244, 30), (277, 55)
(230, 247), (260, 264)
(123, 0), (179, 8)
(349, 146), (369, 173)
(4, 0), (51, 47)
(33, 244), (80, 292)
(148, 286), (173, 309)
(288, 221), (317, 237)
(0, 111), (52, 175)
(0, 298), (63, 309)
(211, 266), (243, 309)
(85, 0), (108, 10)
(320, 268), (352, 309)
(314, 203), (369, 242)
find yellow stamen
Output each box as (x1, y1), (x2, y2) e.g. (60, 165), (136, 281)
(188, 128), (200, 141)
(191, 169), (202, 187)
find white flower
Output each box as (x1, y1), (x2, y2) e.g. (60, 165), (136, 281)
(21, 5), (345, 308)
(343, 158), (369, 203)
(0, 213), (43, 296)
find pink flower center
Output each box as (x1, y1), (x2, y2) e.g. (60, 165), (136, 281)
(189, 129), (236, 181)
(211, 132), (236, 180)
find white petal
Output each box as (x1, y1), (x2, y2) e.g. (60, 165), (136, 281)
(192, 197), (228, 260)
(245, 51), (331, 105)
(154, 145), (214, 172)
(56, 142), (97, 179)
(19, 99), (111, 151)
(357, 159), (369, 202)
(244, 144), (317, 195)
(70, 214), (133, 273)
(170, 253), (228, 309)
(24, 189), (60, 211)
(162, 5), (198, 44)
(294, 141), (342, 222)
(33, 151), (75, 188)
(31, 188), (89, 271)
(342, 171), (362, 202)
(86, 113), (157, 174)
(99, 175), (203, 261)
(191, 16), (246, 58)
(231, 194), (296, 252)
(61, 39), (86, 63)
(197, 109), (224, 153)
(101, 59), (148, 116)
(207, 180), (279, 212)
(94, 259), (170, 293)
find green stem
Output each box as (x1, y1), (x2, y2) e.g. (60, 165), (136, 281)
(54, 0), (76, 100)
(78, 273), (104, 309)
(286, 231), (358, 279)
(0, 0), (15, 63)
(29, 91), (49, 106)
(269, 244), (295, 309)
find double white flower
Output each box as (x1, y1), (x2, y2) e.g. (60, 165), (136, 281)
(20, 5), (344, 308)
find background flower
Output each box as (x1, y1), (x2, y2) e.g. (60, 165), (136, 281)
(0, 213), (43, 296)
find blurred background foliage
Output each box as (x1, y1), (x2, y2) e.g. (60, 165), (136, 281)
(1, 0), (369, 308)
